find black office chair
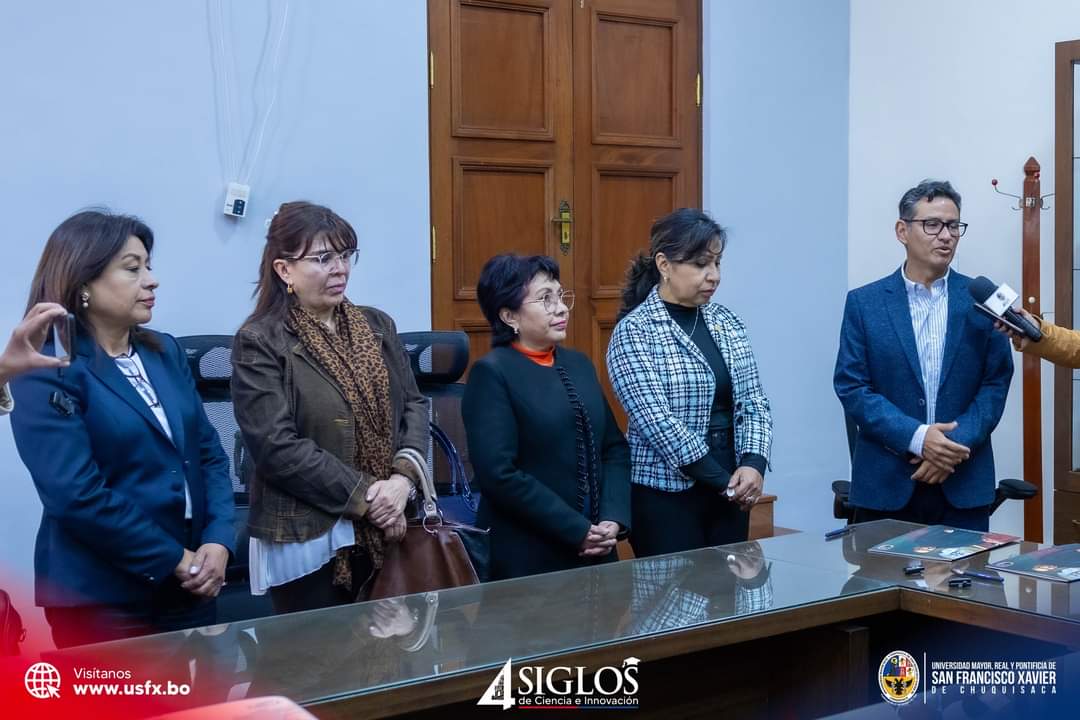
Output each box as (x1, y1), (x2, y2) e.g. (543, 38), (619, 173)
(399, 330), (481, 524)
(177, 335), (273, 622)
(831, 412), (1037, 522)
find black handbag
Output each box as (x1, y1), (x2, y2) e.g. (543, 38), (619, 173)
(430, 423), (479, 525)
(429, 424), (490, 582)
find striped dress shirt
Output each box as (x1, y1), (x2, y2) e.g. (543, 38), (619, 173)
(902, 265), (949, 456)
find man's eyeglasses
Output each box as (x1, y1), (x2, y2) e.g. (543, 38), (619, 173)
(288, 249), (358, 271)
(524, 290), (575, 314)
(905, 218), (968, 238)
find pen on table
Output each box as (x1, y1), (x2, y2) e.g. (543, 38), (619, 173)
(952, 569), (1004, 583)
(825, 526), (854, 540)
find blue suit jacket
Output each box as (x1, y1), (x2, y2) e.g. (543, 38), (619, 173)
(833, 269), (1013, 511)
(10, 329), (236, 607)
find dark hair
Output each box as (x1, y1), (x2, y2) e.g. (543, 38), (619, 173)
(476, 254), (561, 347)
(245, 201), (358, 325)
(25, 208), (160, 351)
(617, 208), (727, 320)
(898, 179), (962, 220)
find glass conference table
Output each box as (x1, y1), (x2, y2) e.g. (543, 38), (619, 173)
(51, 520), (1080, 718)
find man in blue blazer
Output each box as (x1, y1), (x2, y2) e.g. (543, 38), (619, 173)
(834, 180), (1013, 531)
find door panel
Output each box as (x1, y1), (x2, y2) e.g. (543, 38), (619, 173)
(454, 0), (554, 139)
(593, 12), (679, 145)
(592, 167), (679, 296)
(453, 159), (554, 300)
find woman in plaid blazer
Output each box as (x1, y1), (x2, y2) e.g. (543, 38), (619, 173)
(607, 209), (773, 557)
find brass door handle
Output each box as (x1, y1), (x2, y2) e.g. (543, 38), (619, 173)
(552, 200), (572, 254)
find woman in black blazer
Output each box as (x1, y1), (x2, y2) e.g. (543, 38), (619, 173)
(462, 254), (630, 581)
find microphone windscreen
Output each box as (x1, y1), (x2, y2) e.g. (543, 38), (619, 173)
(968, 276), (997, 304)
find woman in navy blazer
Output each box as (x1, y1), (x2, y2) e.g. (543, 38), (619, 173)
(10, 210), (235, 648)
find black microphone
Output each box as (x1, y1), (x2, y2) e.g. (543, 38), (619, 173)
(968, 276), (1042, 342)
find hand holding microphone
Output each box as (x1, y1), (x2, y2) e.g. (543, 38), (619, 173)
(968, 276), (1042, 343)
(993, 307), (1041, 351)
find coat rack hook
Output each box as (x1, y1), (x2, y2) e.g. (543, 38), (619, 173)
(991, 178), (1023, 211)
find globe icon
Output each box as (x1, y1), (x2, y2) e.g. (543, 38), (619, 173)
(24, 662), (61, 699)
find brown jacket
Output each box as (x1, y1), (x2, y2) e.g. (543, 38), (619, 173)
(1027, 317), (1080, 368)
(231, 307), (429, 542)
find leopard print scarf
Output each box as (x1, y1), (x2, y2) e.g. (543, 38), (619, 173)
(288, 299), (393, 591)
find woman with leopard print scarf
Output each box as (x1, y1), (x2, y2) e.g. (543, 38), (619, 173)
(232, 201), (430, 614)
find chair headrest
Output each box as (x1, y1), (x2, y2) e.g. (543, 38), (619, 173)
(178, 330), (471, 390)
(399, 331), (469, 385)
(177, 335), (235, 388)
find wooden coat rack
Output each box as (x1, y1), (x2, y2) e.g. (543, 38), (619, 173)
(992, 157), (1051, 541)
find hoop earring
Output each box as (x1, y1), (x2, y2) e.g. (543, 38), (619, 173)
(80, 291), (90, 309)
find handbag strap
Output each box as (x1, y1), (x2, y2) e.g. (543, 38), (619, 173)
(396, 446), (441, 529)
(430, 422), (477, 512)
(429, 423), (461, 493)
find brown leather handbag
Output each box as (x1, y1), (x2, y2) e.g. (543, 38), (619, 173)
(368, 448), (483, 600)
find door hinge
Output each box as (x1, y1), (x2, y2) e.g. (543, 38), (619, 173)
(429, 51), (435, 89)
(431, 225), (437, 263)
(696, 72), (701, 108)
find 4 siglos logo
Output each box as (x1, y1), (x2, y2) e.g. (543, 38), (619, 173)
(478, 659), (517, 710)
(478, 657), (641, 710)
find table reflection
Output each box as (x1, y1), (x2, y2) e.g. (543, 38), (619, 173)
(727, 520), (1080, 624)
(51, 542), (894, 708)
(46, 520), (1080, 714)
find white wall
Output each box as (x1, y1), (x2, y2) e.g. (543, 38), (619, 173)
(705, 0), (852, 535)
(0, 0), (429, 643)
(848, 0), (1080, 537)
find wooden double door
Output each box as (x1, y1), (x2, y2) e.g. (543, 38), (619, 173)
(429, 0), (702, 393)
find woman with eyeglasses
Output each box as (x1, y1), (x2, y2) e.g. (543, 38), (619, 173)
(461, 254), (630, 581)
(607, 208), (773, 557)
(231, 201), (428, 613)
(9, 210), (236, 648)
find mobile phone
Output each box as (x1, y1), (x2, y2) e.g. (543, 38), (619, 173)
(51, 312), (76, 362)
(972, 302), (1026, 334)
